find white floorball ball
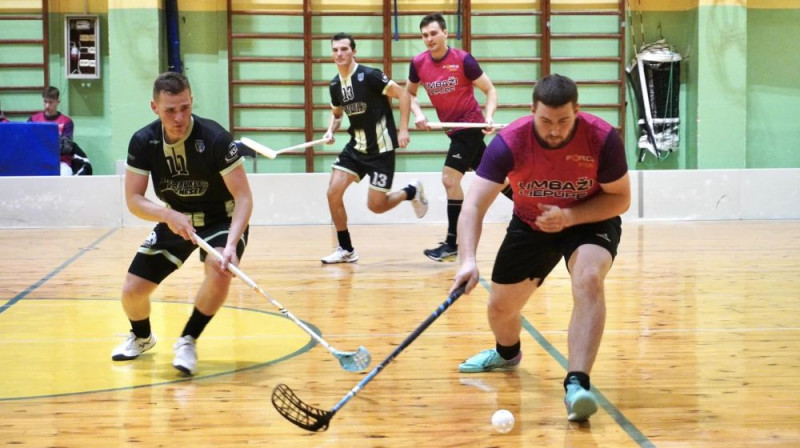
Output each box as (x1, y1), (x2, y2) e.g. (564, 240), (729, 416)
(491, 409), (515, 433)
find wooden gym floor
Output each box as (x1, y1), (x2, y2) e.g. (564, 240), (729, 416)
(1, 220), (799, 447)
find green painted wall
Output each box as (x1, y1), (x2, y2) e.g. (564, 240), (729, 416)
(746, 8), (800, 168)
(626, 4), (800, 170)
(180, 10), (229, 130)
(107, 8), (164, 174)
(697, 4), (747, 169)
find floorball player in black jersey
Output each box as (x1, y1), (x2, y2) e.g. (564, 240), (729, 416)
(321, 32), (429, 264)
(110, 72), (253, 376)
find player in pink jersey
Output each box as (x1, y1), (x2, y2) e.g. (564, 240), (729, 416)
(403, 13), (510, 262)
(451, 74), (630, 422)
(28, 86), (74, 140)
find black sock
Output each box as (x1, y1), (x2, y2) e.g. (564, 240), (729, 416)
(501, 184), (513, 200)
(403, 184), (417, 200)
(181, 307), (214, 339)
(130, 318), (151, 339)
(446, 199), (463, 247)
(337, 230), (353, 252)
(496, 340), (521, 360)
(564, 371), (591, 391)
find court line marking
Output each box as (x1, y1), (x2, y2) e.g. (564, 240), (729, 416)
(478, 277), (657, 448)
(0, 298), (319, 402)
(0, 228), (118, 315)
(0, 230), (319, 401)
(0, 342), (315, 402)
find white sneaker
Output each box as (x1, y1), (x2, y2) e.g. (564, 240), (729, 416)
(321, 246), (359, 264)
(172, 335), (197, 375)
(409, 179), (428, 218)
(111, 332), (157, 361)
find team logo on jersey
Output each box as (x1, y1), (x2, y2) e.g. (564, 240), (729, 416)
(443, 64), (460, 72)
(195, 140), (206, 153)
(358, 72), (365, 82)
(565, 155), (595, 163)
(515, 177), (594, 199)
(424, 76), (458, 96)
(225, 142), (239, 163)
(142, 230), (157, 248)
(565, 154), (595, 169)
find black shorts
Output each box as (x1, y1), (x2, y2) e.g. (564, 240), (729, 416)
(491, 214), (622, 285)
(445, 128), (486, 174)
(332, 146), (396, 192)
(128, 221), (249, 284)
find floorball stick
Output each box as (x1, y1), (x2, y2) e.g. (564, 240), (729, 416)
(426, 122), (507, 130)
(271, 284), (467, 432)
(240, 137), (329, 159)
(192, 234), (371, 372)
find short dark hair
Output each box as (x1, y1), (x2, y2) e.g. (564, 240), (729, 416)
(533, 74), (579, 107)
(331, 32), (356, 51)
(43, 86), (60, 101)
(420, 13), (446, 30)
(153, 71), (191, 100)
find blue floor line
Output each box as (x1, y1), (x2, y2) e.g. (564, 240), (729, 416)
(479, 277), (656, 447)
(0, 228), (118, 315)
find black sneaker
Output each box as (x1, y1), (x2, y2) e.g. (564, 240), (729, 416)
(424, 241), (457, 262)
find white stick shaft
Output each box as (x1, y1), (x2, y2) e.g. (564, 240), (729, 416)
(427, 122), (507, 129)
(275, 138), (330, 154)
(241, 137), (329, 159)
(191, 234), (337, 352)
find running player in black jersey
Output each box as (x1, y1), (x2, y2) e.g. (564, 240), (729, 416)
(110, 72), (253, 376)
(321, 32), (428, 264)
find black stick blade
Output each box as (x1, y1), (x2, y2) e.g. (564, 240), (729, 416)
(271, 384), (333, 432)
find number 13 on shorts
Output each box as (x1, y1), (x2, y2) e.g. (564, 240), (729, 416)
(371, 171), (388, 188)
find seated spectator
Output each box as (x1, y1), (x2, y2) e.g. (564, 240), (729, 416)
(28, 86), (76, 175)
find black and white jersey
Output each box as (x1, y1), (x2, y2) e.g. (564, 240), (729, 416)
(126, 115), (244, 227)
(329, 64), (398, 155)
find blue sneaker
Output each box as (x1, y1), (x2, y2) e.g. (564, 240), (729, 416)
(424, 241), (457, 262)
(564, 376), (598, 421)
(458, 349), (522, 373)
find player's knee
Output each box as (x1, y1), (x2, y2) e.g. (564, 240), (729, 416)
(121, 286), (150, 306)
(204, 266), (233, 291)
(571, 268), (605, 298)
(367, 198), (388, 214)
(121, 274), (156, 303)
(487, 296), (522, 316)
(441, 171), (462, 191)
(326, 187), (344, 204)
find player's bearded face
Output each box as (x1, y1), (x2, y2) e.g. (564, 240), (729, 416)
(152, 89), (193, 143)
(532, 102), (578, 149)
